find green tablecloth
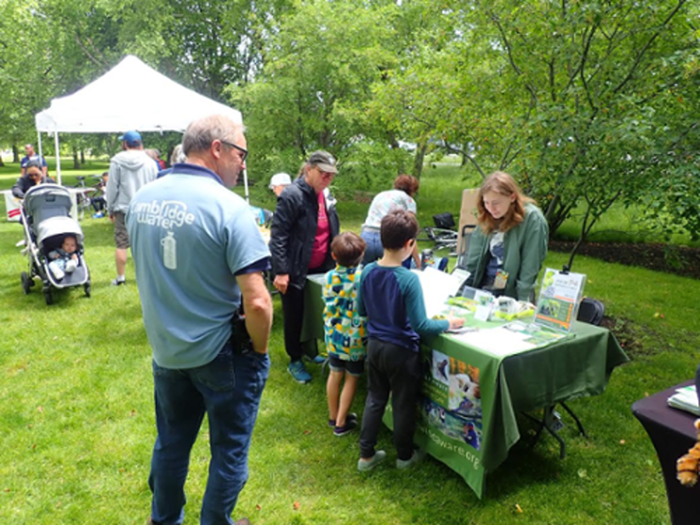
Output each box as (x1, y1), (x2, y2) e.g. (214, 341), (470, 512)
(301, 273), (327, 345)
(302, 276), (629, 497)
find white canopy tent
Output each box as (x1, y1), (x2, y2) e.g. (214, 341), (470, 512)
(34, 55), (247, 198)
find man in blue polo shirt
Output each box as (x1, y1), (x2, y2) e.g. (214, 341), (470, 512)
(20, 144), (47, 177)
(127, 115), (272, 525)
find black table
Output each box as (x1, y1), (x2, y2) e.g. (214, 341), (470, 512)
(632, 381), (700, 525)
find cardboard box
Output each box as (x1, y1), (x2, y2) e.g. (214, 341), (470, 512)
(457, 188), (479, 255)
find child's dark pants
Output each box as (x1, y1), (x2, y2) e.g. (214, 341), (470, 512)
(359, 338), (421, 461)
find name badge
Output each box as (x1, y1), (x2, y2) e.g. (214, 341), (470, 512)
(494, 270), (509, 290)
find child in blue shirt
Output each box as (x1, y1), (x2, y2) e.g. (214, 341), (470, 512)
(356, 210), (464, 471)
(323, 232), (367, 437)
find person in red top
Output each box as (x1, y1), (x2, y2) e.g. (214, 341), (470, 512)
(269, 151), (340, 384)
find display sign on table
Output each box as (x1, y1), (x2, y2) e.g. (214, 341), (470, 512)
(535, 268), (586, 332)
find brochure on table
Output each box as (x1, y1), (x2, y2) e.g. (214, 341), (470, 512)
(430, 298), (568, 358)
(408, 267), (569, 357)
(449, 320), (569, 357)
(535, 268), (587, 333)
(412, 267), (469, 318)
(668, 385), (700, 416)
(307, 273), (327, 286)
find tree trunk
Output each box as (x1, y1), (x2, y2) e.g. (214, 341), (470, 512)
(80, 150), (85, 165)
(0, 153), (5, 167)
(412, 142), (427, 180)
(12, 145), (19, 163)
(73, 149), (80, 169)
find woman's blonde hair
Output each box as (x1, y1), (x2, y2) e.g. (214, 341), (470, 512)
(476, 171), (534, 233)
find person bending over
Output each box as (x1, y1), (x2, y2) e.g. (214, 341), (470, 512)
(12, 160), (55, 199)
(360, 174), (420, 268)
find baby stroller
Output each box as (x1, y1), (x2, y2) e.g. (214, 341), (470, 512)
(20, 184), (91, 305)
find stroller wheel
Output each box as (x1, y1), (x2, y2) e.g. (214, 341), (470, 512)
(84, 282), (91, 298)
(43, 287), (53, 305)
(21, 272), (32, 295)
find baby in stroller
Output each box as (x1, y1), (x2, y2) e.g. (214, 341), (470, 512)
(20, 184), (91, 304)
(48, 234), (79, 280)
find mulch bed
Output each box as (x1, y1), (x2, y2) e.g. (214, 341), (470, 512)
(549, 241), (700, 280)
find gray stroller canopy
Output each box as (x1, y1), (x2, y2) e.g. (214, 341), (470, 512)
(36, 217), (84, 251)
(24, 184), (73, 225)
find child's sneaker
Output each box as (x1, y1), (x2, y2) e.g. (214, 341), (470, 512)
(51, 267), (65, 280)
(328, 412), (357, 428)
(93, 212), (104, 219)
(396, 449), (426, 470)
(333, 419), (357, 437)
(357, 450), (387, 472)
(111, 277), (126, 286)
(65, 259), (78, 273)
(287, 361), (311, 384)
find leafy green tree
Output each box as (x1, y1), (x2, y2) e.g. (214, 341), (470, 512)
(451, 0), (698, 251)
(0, 0), (57, 158)
(230, 0), (403, 189)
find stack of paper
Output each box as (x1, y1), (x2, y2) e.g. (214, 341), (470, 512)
(667, 385), (700, 416)
(412, 268), (468, 318)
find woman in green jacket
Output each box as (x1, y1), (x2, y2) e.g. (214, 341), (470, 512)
(464, 171), (548, 301)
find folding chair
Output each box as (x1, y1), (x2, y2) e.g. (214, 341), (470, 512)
(455, 189), (479, 269)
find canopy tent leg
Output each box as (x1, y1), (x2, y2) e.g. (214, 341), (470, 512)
(54, 130), (62, 185)
(243, 168), (249, 203)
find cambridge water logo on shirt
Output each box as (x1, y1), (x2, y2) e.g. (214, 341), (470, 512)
(131, 199), (196, 229)
(132, 199), (197, 271)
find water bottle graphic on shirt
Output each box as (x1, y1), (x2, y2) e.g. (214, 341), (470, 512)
(162, 231), (177, 270)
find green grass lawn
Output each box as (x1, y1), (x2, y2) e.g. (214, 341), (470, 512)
(1, 160), (698, 524)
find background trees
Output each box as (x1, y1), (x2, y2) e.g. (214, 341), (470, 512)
(0, 0), (697, 242)
(463, 0), (698, 248)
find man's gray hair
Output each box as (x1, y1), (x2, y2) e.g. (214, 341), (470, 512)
(182, 115), (246, 156)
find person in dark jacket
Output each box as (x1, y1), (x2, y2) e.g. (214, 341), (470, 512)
(11, 160), (55, 198)
(269, 150), (340, 384)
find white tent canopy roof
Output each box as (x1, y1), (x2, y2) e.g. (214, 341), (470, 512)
(35, 55), (242, 133)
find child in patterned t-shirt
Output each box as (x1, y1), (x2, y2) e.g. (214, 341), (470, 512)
(323, 232), (367, 437)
